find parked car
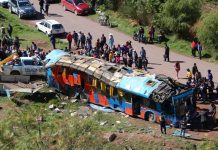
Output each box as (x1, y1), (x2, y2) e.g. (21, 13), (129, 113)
(36, 20), (65, 36)
(8, 0), (37, 19)
(62, 0), (90, 15)
(0, 0), (9, 8)
(2, 57), (46, 76)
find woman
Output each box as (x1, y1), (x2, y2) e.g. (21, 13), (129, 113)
(108, 33), (114, 49)
(174, 61), (180, 79)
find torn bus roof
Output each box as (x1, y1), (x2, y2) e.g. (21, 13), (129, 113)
(116, 76), (162, 99)
(44, 49), (70, 68)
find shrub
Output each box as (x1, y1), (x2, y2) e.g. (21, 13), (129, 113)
(197, 12), (218, 51)
(154, 0), (202, 36)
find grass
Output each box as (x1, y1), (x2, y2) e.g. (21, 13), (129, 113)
(89, 10), (218, 63)
(0, 7), (67, 50)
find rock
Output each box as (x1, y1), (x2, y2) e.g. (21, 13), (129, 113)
(70, 99), (78, 103)
(108, 133), (117, 142)
(61, 102), (67, 105)
(117, 128), (124, 133)
(54, 108), (61, 113)
(49, 104), (55, 110)
(125, 115), (129, 118)
(36, 116), (44, 123)
(64, 96), (69, 101)
(125, 146), (133, 150)
(70, 112), (77, 117)
(116, 121), (121, 124)
(99, 121), (108, 126)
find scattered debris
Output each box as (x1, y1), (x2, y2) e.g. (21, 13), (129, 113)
(36, 116), (44, 123)
(125, 145), (133, 150)
(117, 128), (124, 133)
(116, 121), (121, 124)
(125, 115), (129, 118)
(99, 121), (108, 126)
(49, 104), (55, 110)
(54, 108), (62, 113)
(77, 106), (92, 118)
(70, 99), (78, 103)
(90, 104), (115, 113)
(172, 129), (191, 137)
(108, 133), (117, 142)
(70, 112), (77, 117)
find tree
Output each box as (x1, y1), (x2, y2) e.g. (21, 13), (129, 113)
(197, 12), (218, 50)
(154, 0), (202, 36)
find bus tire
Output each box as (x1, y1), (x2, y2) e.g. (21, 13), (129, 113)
(145, 112), (156, 122)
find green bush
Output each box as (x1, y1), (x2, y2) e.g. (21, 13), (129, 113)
(154, 0), (202, 36)
(197, 12), (218, 51)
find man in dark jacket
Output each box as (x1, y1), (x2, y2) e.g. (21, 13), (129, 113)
(39, 0), (44, 14)
(50, 34), (56, 49)
(72, 31), (78, 47)
(159, 113), (166, 134)
(7, 24), (13, 37)
(164, 43), (170, 62)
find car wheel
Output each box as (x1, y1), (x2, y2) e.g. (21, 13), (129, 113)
(75, 10), (78, 16)
(37, 26), (40, 31)
(46, 32), (50, 37)
(9, 7), (12, 13)
(64, 5), (67, 11)
(10, 71), (20, 75)
(18, 13), (22, 19)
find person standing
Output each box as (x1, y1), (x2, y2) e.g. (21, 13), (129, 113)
(186, 69), (192, 81)
(108, 33), (114, 49)
(191, 40), (197, 57)
(45, 0), (49, 16)
(39, 0), (44, 14)
(208, 69), (213, 81)
(72, 31), (78, 47)
(180, 119), (187, 138)
(7, 23), (13, 37)
(159, 113), (166, 134)
(100, 34), (106, 49)
(192, 63), (198, 77)
(138, 27), (144, 42)
(140, 47), (146, 60)
(197, 42), (202, 60)
(164, 43), (170, 62)
(142, 58), (148, 71)
(50, 34), (56, 49)
(174, 61), (180, 79)
(66, 32), (73, 50)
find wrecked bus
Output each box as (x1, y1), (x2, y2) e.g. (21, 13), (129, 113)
(45, 50), (194, 126)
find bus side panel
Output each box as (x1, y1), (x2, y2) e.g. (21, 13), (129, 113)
(125, 102), (133, 115)
(98, 94), (109, 106)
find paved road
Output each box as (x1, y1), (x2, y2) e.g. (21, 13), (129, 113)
(30, 1), (218, 84)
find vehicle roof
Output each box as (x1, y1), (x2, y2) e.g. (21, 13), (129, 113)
(20, 57), (34, 60)
(45, 20), (61, 25)
(17, 0), (29, 2)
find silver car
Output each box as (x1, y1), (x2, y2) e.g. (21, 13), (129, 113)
(8, 0), (37, 19)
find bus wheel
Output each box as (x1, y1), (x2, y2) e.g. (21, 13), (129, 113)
(145, 112), (155, 122)
(80, 92), (88, 103)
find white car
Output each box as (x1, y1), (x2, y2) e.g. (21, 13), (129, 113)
(2, 57), (46, 76)
(36, 20), (65, 36)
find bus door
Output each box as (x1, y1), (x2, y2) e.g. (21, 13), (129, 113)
(132, 95), (141, 115)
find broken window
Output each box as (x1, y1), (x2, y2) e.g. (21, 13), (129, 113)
(108, 67), (117, 73)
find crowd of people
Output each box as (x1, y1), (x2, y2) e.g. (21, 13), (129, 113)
(65, 31), (149, 71)
(0, 24), (46, 62)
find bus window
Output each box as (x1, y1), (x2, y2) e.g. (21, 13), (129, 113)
(142, 98), (156, 110)
(92, 78), (97, 87)
(110, 87), (118, 97)
(118, 89), (124, 100)
(100, 81), (106, 92)
(123, 92), (131, 103)
(175, 99), (187, 117)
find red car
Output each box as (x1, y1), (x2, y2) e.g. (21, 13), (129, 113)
(62, 0), (90, 15)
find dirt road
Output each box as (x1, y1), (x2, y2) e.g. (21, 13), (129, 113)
(29, 1), (218, 84)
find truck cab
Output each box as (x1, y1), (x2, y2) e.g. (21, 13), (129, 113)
(2, 57), (45, 76)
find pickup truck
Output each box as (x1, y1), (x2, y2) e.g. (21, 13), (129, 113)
(2, 57), (46, 76)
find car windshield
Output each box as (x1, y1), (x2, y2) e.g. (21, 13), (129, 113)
(19, 1), (31, 7)
(23, 60), (34, 65)
(52, 24), (63, 29)
(74, 0), (84, 5)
